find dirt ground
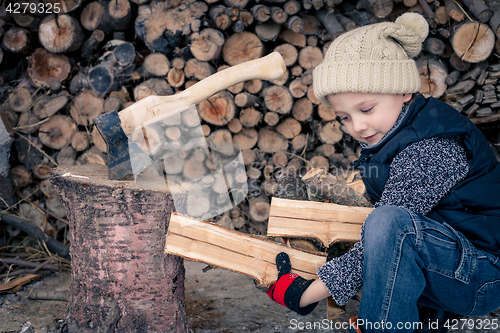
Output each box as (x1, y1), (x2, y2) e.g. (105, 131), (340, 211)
(1, 260), (499, 333)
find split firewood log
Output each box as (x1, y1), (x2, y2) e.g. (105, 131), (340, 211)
(222, 32), (264, 65)
(16, 111), (40, 134)
(280, 29), (306, 47)
(264, 111), (280, 126)
(39, 14), (84, 53)
(233, 128), (259, 150)
(298, 46), (323, 70)
(198, 90), (236, 126)
(167, 68), (185, 88)
(244, 79), (263, 94)
(28, 48), (71, 88)
(239, 107), (262, 127)
(76, 147), (107, 165)
(108, 0), (132, 30)
(70, 89), (104, 126)
(9, 87), (32, 113)
(2, 27), (32, 54)
(314, 120), (343, 145)
(287, 15), (305, 33)
(235, 92), (259, 108)
(276, 117), (301, 139)
(450, 22), (495, 63)
(57, 146), (76, 166)
(184, 59), (215, 80)
(302, 168), (372, 207)
(133, 78), (174, 101)
(316, 9), (345, 37)
(255, 23), (281, 42)
(190, 28), (225, 61)
(141, 53), (170, 77)
(318, 103), (337, 121)
(81, 29), (105, 61)
(248, 195), (271, 222)
(39, 115), (77, 150)
(292, 98), (314, 122)
(417, 57), (448, 98)
(210, 5), (232, 30)
(289, 79), (308, 98)
(263, 85), (293, 115)
(71, 131), (90, 152)
(80, 1), (112, 33)
(10, 166), (31, 188)
(257, 128), (288, 152)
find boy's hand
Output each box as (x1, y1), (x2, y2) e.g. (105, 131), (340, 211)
(266, 252), (318, 315)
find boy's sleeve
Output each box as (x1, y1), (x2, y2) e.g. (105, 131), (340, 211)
(317, 233), (364, 306)
(375, 137), (469, 215)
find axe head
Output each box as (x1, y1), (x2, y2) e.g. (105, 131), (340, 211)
(93, 110), (152, 180)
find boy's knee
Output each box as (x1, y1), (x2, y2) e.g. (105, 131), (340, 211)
(364, 205), (414, 241)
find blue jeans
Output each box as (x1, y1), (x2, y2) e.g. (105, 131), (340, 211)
(358, 205), (500, 333)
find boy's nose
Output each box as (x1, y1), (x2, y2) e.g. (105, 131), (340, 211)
(352, 120), (369, 133)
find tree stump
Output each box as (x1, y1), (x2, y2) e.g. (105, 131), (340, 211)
(50, 164), (188, 333)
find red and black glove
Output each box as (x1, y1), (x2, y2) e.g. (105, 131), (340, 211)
(266, 252), (318, 315)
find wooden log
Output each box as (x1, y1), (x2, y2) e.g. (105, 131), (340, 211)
(43, 0), (84, 14)
(258, 128), (289, 152)
(16, 111), (40, 134)
(489, 11), (500, 39)
(252, 4), (271, 22)
(210, 5), (231, 30)
(276, 117), (301, 139)
(284, 0), (301, 15)
(2, 26), (32, 54)
(315, 120), (343, 145)
(238, 9), (254, 27)
(71, 131), (90, 152)
(133, 78), (174, 101)
(445, 0), (465, 22)
(0, 118), (15, 208)
(416, 57), (448, 98)
(27, 48), (71, 88)
(316, 9), (345, 36)
(264, 111), (280, 126)
(13, 0), (41, 30)
(142, 52), (170, 77)
(70, 89), (104, 126)
(449, 52), (471, 71)
(245, 79), (263, 94)
(184, 59), (215, 80)
(108, 0), (132, 31)
(39, 14), (84, 53)
(198, 90), (236, 126)
(292, 98), (314, 122)
(80, 1), (111, 32)
(190, 28), (224, 61)
(167, 68), (185, 88)
(235, 92), (259, 108)
(255, 23), (281, 42)
(222, 32), (264, 66)
(461, 0), (492, 22)
(50, 164), (188, 333)
(10, 165), (31, 188)
(39, 115), (77, 149)
(287, 15), (305, 33)
(289, 78), (308, 98)
(280, 29), (306, 47)
(268, 197), (372, 247)
(451, 22), (495, 63)
(263, 85), (293, 115)
(298, 46), (323, 70)
(165, 212), (326, 287)
(239, 107), (262, 127)
(271, 6), (288, 24)
(423, 37), (445, 56)
(8, 87), (32, 113)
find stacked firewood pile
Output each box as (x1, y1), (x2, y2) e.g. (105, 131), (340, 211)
(0, 0), (499, 251)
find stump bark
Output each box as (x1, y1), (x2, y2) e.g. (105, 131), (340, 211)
(50, 164), (188, 333)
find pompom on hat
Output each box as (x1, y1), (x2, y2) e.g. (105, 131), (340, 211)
(313, 12), (429, 105)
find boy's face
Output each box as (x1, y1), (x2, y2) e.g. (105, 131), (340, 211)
(326, 92), (412, 145)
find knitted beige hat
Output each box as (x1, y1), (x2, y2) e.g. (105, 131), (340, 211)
(313, 12), (429, 105)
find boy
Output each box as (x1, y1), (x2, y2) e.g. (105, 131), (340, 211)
(266, 12), (500, 333)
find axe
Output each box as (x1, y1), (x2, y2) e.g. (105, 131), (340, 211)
(93, 52), (286, 180)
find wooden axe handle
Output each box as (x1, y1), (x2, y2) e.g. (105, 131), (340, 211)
(118, 52), (286, 136)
